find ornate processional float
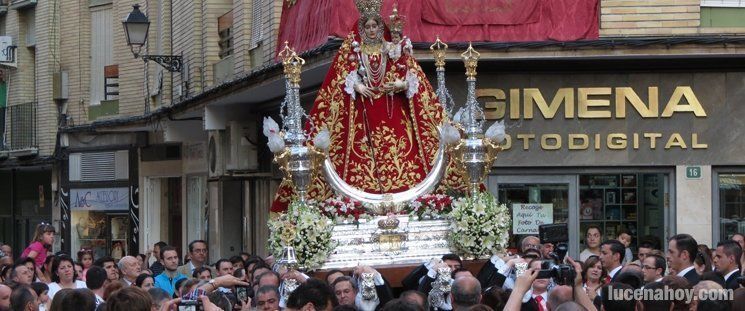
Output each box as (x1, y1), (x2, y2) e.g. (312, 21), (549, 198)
(263, 1), (510, 273)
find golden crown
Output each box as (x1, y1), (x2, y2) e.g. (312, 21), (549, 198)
(356, 0), (382, 19)
(388, 4), (405, 33)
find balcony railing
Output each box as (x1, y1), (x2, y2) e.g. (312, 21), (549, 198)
(6, 102), (37, 153)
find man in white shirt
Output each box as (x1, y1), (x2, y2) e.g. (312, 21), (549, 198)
(85, 266), (108, 306)
(642, 255), (665, 284)
(600, 240), (625, 282)
(667, 233), (700, 286)
(713, 239), (742, 290)
(522, 259), (549, 311)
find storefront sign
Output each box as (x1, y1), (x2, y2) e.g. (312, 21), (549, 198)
(512, 203), (553, 234)
(438, 71), (745, 166)
(70, 188), (130, 211)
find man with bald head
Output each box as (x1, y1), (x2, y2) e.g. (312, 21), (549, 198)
(450, 276), (481, 310)
(117, 256), (141, 286)
(0, 284), (11, 311)
(547, 285), (574, 311)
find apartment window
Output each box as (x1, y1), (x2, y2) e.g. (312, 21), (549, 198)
(701, 0), (745, 27)
(90, 6), (113, 106)
(701, 0), (745, 7)
(24, 9), (34, 47)
(218, 10), (233, 59)
(104, 65), (118, 100)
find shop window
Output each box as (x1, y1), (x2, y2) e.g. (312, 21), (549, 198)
(579, 174), (666, 254)
(70, 188), (131, 260)
(719, 174), (745, 240)
(497, 183), (569, 252)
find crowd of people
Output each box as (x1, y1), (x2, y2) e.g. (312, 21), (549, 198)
(2, 223), (745, 311)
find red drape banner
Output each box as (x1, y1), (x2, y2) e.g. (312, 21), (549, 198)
(421, 0), (541, 26)
(277, 0), (598, 57)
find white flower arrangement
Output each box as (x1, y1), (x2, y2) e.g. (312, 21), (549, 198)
(268, 200), (336, 271)
(448, 192), (511, 259)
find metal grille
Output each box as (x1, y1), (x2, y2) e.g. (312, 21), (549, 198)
(80, 151), (116, 182)
(8, 102), (37, 150)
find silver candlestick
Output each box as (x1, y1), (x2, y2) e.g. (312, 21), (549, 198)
(446, 43), (503, 195)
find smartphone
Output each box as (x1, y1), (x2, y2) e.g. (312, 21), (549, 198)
(236, 286), (249, 302)
(178, 300), (201, 311)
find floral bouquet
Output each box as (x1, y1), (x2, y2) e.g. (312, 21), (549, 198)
(318, 196), (367, 223)
(407, 194), (454, 220)
(448, 192), (510, 259)
(268, 200), (336, 271)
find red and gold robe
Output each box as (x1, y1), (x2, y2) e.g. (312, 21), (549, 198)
(271, 30), (462, 213)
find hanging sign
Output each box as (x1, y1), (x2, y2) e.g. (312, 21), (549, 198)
(512, 203), (553, 234)
(70, 188), (130, 211)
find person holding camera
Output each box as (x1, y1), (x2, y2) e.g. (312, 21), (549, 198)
(503, 257), (597, 311)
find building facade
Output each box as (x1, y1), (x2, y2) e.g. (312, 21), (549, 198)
(0, 0), (743, 261)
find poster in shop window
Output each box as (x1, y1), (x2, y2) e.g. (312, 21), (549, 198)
(512, 203), (553, 234)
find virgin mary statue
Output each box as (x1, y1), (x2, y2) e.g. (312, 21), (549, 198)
(271, 0), (450, 212)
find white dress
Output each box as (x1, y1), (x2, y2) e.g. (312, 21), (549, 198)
(580, 248), (600, 261)
(47, 280), (88, 301)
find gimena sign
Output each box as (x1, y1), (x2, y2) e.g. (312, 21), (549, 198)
(479, 86), (706, 120)
(478, 86), (707, 151)
(463, 72), (745, 166)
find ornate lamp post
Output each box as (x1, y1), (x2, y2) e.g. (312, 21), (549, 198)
(122, 4), (183, 72)
(430, 37), (455, 118)
(270, 42), (328, 205)
(444, 44), (505, 195)
(264, 42), (328, 270)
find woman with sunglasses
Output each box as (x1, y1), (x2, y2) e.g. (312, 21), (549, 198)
(20, 223), (56, 269)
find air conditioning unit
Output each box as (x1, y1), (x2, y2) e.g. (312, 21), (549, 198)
(207, 130), (226, 178)
(226, 120), (259, 172)
(0, 36), (17, 67)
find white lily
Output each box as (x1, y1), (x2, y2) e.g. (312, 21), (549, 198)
(440, 124), (461, 145)
(485, 120), (505, 143)
(263, 117), (280, 138)
(453, 107), (464, 124)
(267, 134), (285, 153)
(313, 128), (331, 151)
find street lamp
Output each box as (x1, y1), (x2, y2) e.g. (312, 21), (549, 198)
(122, 4), (183, 72)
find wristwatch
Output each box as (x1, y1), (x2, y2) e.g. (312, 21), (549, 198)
(208, 279), (217, 289)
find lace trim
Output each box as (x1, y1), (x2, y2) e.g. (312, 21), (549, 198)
(406, 70), (419, 99)
(345, 70), (360, 100)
